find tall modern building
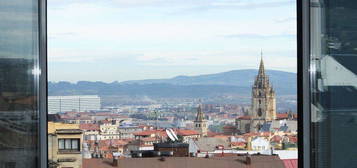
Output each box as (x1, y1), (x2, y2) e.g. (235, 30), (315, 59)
(48, 95), (101, 114)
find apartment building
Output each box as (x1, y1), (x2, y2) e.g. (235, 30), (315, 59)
(48, 95), (101, 114)
(48, 122), (83, 168)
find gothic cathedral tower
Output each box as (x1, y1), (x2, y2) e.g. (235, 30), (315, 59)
(250, 55), (276, 121)
(194, 104), (208, 137)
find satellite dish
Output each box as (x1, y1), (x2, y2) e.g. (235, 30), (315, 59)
(166, 129), (176, 142)
(169, 129), (179, 141)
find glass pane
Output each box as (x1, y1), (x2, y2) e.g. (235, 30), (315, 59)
(0, 0), (40, 168)
(310, 0), (357, 167)
(65, 139), (71, 149)
(58, 139), (65, 149)
(71, 139), (78, 150)
(48, 0), (298, 167)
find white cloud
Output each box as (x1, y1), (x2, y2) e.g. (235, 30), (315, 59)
(47, 0), (297, 81)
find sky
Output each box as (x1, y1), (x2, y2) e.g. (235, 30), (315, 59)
(48, 0), (297, 83)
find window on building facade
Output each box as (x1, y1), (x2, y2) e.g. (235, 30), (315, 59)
(58, 139), (80, 151)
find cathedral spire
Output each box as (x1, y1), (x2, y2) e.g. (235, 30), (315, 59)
(258, 50), (265, 76)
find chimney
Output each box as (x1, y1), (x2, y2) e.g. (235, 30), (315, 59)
(247, 137), (252, 151)
(245, 154), (252, 165)
(112, 156), (118, 166)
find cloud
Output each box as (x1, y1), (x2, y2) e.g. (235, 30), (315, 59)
(210, 0), (295, 8)
(135, 49), (296, 68)
(222, 33), (296, 39)
(275, 17), (297, 23)
(47, 0), (297, 82)
(48, 0), (295, 9)
(49, 32), (77, 39)
(48, 48), (142, 63)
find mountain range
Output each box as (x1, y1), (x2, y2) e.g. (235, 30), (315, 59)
(48, 69), (296, 98)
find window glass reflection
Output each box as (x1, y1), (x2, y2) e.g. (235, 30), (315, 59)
(0, 0), (40, 167)
(310, 0), (357, 167)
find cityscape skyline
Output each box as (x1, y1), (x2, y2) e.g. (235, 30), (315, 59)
(48, 0), (297, 82)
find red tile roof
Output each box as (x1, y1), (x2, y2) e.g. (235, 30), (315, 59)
(259, 132), (271, 137)
(207, 131), (226, 137)
(140, 137), (157, 142)
(99, 139), (128, 147)
(276, 113), (298, 120)
(282, 159), (298, 168)
(287, 136), (298, 143)
(243, 132), (259, 137)
(223, 125), (236, 129)
(176, 129), (199, 136)
(271, 135), (282, 143)
(133, 130), (167, 137)
(80, 123), (100, 131)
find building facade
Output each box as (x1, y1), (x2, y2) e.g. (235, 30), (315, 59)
(48, 95), (101, 114)
(48, 122), (83, 168)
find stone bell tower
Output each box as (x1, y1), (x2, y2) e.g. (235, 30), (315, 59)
(250, 53), (276, 121)
(194, 104), (208, 137)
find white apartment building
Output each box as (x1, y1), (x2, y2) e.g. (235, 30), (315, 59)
(48, 95), (101, 114)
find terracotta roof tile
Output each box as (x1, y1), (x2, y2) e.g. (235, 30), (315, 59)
(176, 129), (200, 136)
(80, 123), (100, 131)
(282, 159), (298, 168)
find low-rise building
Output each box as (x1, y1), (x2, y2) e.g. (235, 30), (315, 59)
(118, 124), (143, 139)
(80, 123), (100, 141)
(48, 122), (83, 168)
(176, 129), (200, 143)
(154, 143), (189, 157)
(250, 137), (270, 151)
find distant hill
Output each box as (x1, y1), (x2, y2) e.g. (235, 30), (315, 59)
(48, 69), (296, 98)
(121, 69), (296, 88)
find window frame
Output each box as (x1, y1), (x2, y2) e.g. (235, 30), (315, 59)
(297, 0), (311, 168)
(39, 0), (308, 167)
(58, 138), (80, 152)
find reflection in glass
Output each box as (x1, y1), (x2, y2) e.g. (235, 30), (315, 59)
(0, 0), (40, 167)
(310, 0), (357, 167)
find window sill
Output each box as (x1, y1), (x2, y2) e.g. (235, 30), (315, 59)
(58, 150), (81, 154)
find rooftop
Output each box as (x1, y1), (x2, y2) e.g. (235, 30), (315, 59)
(83, 155), (286, 168)
(48, 122), (80, 134)
(80, 123), (100, 131)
